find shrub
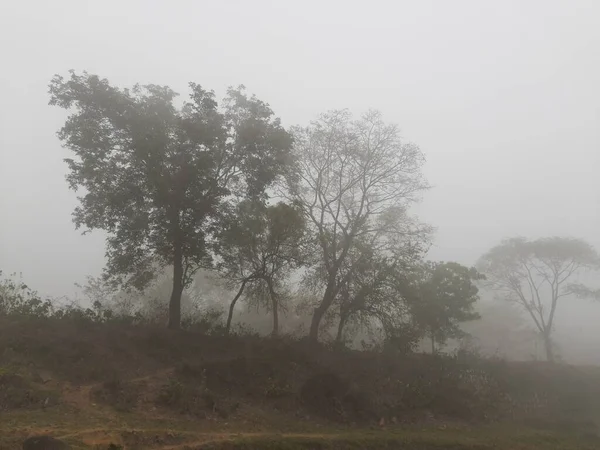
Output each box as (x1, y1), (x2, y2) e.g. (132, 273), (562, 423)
(0, 367), (58, 411)
(91, 377), (141, 412)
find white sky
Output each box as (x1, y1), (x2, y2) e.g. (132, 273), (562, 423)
(1, 0), (599, 328)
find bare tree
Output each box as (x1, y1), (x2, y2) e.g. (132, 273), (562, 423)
(478, 237), (600, 362)
(287, 110), (430, 342)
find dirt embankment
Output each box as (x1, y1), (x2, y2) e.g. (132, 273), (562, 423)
(2, 316), (600, 449)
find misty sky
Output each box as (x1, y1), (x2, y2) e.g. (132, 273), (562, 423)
(1, 0), (599, 340)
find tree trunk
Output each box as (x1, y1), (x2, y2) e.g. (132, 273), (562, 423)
(335, 314), (348, 345)
(168, 243), (184, 329)
(267, 278), (279, 337)
(543, 331), (554, 362)
(309, 304), (326, 342)
(309, 283), (336, 342)
(225, 279), (248, 335)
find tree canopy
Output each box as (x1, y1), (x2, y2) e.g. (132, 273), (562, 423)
(47, 71), (559, 355)
(49, 71), (293, 328)
(409, 261), (484, 353)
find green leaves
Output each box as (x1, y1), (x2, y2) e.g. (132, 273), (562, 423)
(50, 72), (294, 328)
(217, 199), (306, 286)
(409, 262), (483, 349)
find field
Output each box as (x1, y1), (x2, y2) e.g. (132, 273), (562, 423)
(1, 317), (600, 449)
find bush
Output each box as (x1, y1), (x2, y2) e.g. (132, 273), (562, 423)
(300, 372), (373, 422)
(91, 377), (141, 412)
(157, 378), (213, 417)
(0, 272), (53, 318)
(0, 367), (58, 411)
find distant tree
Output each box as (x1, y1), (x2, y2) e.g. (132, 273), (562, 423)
(49, 71), (293, 329)
(287, 110), (430, 342)
(478, 237), (600, 362)
(409, 262), (483, 353)
(216, 200), (306, 335)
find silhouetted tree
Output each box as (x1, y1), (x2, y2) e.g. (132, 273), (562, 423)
(478, 237), (600, 362)
(49, 71), (293, 329)
(216, 200), (306, 335)
(332, 235), (424, 346)
(287, 110), (430, 341)
(409, 262), (483, 353)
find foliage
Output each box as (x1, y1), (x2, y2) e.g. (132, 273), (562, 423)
(409, 262), (484, 353)
(331, 237), (423, 346)
(91, 378), (141, 412)
(0, 272), (53, 318)
(49, 71), (293, 329)
(0, 272), (229, 334)
(287, 110), (431, 341)
(216, 200), (306, 335)
(0, 370), (58, 411)
(478, 237), (600, 361)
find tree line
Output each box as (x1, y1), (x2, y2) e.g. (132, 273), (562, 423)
(30, 71), (600, 358)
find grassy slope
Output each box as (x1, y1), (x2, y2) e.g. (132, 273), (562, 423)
(1, 317), (600, 449)
(1, 410), (599, 450)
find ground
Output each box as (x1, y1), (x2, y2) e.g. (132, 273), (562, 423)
(1, 317), (600, 449)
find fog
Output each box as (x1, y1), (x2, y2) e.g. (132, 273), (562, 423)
(1, 1), (599, 362)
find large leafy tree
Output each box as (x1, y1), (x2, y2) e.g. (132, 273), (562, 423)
(288, 110), (430, 341)
(478, 237), (600, 361)
(409, 261), (483, 353)
(49, 71), (293, 329)
(216, 200), (306, 335)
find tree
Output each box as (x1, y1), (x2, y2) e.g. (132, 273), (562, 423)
(49, 71), (293, 329)
(478, 237), (600, 361)
(216, 200), (306, 335)
(287, 110), (430, 341)
(331, 235), (424, 346)
(409, 262), (483, 354)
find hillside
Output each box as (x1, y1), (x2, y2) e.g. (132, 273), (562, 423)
(2, 316), (600, 449)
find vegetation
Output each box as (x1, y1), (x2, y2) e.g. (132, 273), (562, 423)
(409, 262), (484, 353)
(1, 316), (600, 449)
(478, 237), (600, 361)
(1, 71), (600, 448)
(287, 110), (430, 341)
(44, 71), (488, 349)
(49, 72), (293, 329)
(216, 200), (306, 336)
